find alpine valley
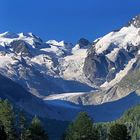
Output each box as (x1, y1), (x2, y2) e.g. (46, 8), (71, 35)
(1, 14), (140, 124)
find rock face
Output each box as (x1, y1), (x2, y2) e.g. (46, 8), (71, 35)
(84, 51), (110, 85)
(128, 15), (140, 28)
(84, 45), (134, 86)
(78, 38), (91, 48)
(83, 16), (140, 87)
(11, 40), (31, 57)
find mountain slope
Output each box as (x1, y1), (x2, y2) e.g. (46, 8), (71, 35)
(0, 73), (52, 117)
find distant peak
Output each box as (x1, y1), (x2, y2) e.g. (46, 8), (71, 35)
(128, 14), (140, 28)
(28, 32), (41, 40)
(58, 40), (68, 47)
(18, 32), (43, 43)
(47, 40), (59, 45)
(47, 40), (73, 48)
(18, 32), (35, 38)
(77, 38), (90, 47)
(0, 32), (19, 38)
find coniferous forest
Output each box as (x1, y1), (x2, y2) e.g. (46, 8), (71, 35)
(1, 99), (140, 140)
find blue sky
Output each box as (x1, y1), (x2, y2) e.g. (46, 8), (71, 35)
(0, 0), (140, 43)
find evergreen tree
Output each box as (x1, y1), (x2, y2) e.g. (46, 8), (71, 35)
(18, 111), (27, 140)
(108, 123), (131, 140)
(0, 99), (16, 140)
(96, 123), (108, 140)
(25, 116), (48, 140)
(65, 112), (99, 140)
(0, 122), (7, 140)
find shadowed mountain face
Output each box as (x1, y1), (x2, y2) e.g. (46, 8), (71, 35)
(11, 40), (31, 57)
(0, 73), (56, 118)
(0, 73), (33, 101)
(77, 38), (91, 48)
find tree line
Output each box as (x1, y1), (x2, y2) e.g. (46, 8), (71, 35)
(0, 99), (48, 140)
(64, 112), (130, 140)
(0, 99), (131, 140)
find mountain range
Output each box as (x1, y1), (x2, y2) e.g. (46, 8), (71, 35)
(0, 15), (140, 122)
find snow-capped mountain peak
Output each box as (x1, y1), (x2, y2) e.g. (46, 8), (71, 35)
(47, 40), (73, 49)
(72, 38), (91, 53)
(0, 31), (19, 38)
(84, 14), (140, 90)
(128, 15), (140, 28)
(0, 31), (93, 100)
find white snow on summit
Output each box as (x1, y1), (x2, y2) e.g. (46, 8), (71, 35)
(92, 24), (140, 88)
(95, 25), (140, 57)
